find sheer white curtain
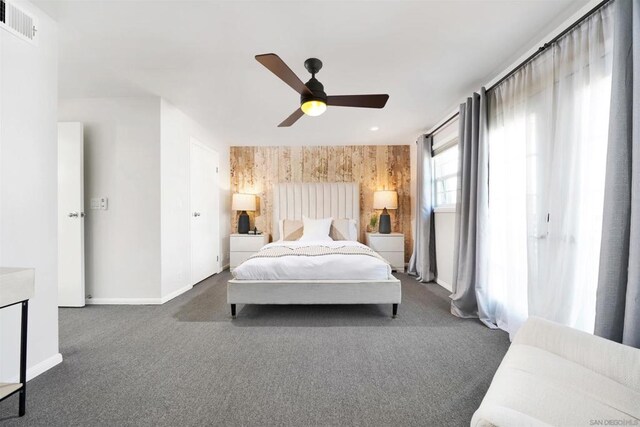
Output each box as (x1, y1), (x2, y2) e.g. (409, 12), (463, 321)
(485, 4), (614, 338)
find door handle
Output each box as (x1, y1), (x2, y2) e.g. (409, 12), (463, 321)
(68, 212), (79, 218)
(193, 212), (201, 217)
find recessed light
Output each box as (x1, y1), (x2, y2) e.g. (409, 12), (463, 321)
(370, 126), (379, 131)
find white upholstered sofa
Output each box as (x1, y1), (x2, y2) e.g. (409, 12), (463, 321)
(472, 317), (640, 426)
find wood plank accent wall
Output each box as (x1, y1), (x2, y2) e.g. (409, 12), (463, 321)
(230, 145), (412, 261)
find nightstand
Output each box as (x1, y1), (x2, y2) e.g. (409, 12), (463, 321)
(365, 232), (405, 272)
(230, 234), (269, 271)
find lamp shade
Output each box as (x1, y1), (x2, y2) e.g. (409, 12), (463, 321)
(232, 193), (256, 211)
(373, 190), (398, 210)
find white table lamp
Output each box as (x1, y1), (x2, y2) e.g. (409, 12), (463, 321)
(373, 190), (397, 234)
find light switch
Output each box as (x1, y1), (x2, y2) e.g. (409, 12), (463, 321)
(90, 197), (108, 210)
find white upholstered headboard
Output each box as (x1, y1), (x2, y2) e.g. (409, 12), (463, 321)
(272, 182), (360, 241)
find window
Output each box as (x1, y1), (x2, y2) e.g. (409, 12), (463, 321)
(432, 144), (458, 208)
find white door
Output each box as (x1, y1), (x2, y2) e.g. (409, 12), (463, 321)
(58, 122), (85, 307)
(190, 138), (220, 285)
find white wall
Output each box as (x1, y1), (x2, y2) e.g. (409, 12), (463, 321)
(58, 97), (230, 303)
(434, 210), (455, 292)
(160, 99), (230, 300)
(0, 1), (62, 381)
(58, 98), (162, 302)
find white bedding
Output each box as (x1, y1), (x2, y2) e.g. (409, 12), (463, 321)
(232, 240), (393, 281)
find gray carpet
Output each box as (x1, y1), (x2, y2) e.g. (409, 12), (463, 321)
(0, 271), (510, 426)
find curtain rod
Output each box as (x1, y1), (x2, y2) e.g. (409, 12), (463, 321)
(424, 111), (459, 138)
(422, 0), (612, 142)
(487, 0), (613, 92)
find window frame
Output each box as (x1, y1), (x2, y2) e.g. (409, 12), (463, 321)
(431, 138), (459, 211)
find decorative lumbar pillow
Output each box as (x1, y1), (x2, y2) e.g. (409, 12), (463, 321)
(281, 219), (304, 241)
(299, 216), (333, 242)
(330, 219), (358, 241)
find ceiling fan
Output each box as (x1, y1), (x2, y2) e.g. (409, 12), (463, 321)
(255, 53), (389, 127)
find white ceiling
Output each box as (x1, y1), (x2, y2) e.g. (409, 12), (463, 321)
(36, 0), (588, 146)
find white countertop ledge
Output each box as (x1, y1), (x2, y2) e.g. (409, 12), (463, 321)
(0, 268), (35, 308)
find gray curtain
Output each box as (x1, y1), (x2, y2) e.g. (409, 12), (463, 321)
(595, 0), (640, 348)
(450, 89), (493, 327)
(408, 134), (436, 282)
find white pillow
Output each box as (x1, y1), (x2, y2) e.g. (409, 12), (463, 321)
(349, 219), (358, 241)
(299, 216), (333, 242)
(329, 218), (359, 241)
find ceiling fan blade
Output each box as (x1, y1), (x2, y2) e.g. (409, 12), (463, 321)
(327, 94), (389, 109)
(278, 108), (305, 127)
(256, 53), (312, 97)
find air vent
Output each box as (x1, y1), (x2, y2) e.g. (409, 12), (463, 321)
(0, 0), (37, 44)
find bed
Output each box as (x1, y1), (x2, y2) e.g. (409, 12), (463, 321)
(227, 182), (402, 318)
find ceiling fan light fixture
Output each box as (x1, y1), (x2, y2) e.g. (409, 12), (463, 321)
(255, 53), (389, 126)
(301, 100), (327, 116)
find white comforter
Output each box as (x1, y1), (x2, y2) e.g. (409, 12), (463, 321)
(232, 240), (393, 281)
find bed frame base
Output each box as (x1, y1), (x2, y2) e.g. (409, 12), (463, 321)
(230, 302), (398, 319)
(227, 278), (401, 319)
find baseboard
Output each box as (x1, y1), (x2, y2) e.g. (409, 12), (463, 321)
(5, 353), (63, 383)
(160, 284), (193, 304)
(86, 297), (163, 305)
(435, 278), (453, 292)
(86, 284), (194, 306)
(28, 353), (63, 381)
